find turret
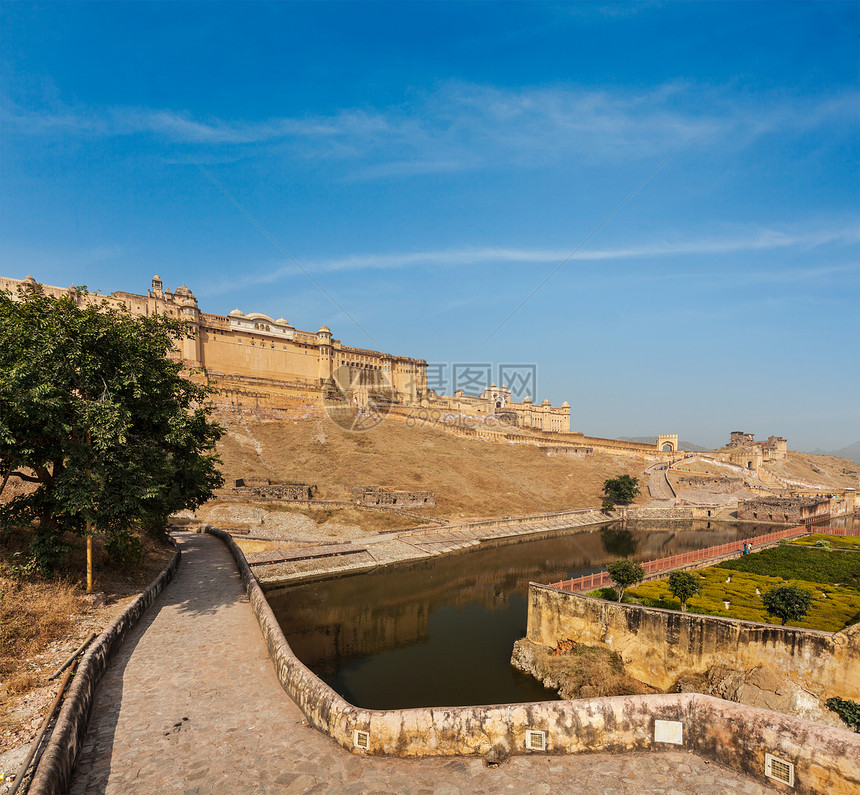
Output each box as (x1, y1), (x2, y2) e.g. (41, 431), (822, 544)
(173, 284), (202, 366)
(318, 325), (333, 383)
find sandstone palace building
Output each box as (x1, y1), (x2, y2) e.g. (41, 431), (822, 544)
(1, 274), (572, 433)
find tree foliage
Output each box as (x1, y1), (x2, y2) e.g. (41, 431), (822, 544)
(606, 558), (645, 601)
(602, 474), (640, 505)
(667, 570), (702, 612)
(826, 697), (860, 732)
(761, 584), (813, 626)
(0, 284), (223, 570)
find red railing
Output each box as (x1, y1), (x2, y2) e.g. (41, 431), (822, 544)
(810, 526), (860, 537)
(546, 524), (859, 594)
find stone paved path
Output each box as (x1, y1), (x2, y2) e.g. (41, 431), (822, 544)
(70, 533), (776, 794)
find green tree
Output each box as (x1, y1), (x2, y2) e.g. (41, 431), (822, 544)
(667, 570), (702, 612)
(602, 474), (640, 505)
(761, 584), (813, 626)
(0, 284), (223, 571)
(606, 558), (645, 602)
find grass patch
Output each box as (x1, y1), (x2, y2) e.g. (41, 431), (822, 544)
(717, 543), (860, 589)
(628, 566), (860, 631)
(234, 539), (278, 555)
(514, 638), (658, 698)
(789, 533), (860, 551)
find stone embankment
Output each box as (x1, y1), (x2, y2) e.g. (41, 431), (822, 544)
(245, 508), (610, 586)
(526, 584), (860, 716)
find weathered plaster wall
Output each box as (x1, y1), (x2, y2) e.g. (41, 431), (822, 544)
(526, 585), (860, 701)
(209, 527), (860, 794)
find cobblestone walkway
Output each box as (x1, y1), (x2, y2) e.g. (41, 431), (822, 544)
(70, 533), (775, 794)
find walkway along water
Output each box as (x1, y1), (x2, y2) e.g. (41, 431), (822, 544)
(61, 531), (782, 794)
(546, 524), (860, 593)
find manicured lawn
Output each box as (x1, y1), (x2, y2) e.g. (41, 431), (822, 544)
(624, 536), (860, 632)
(789, 533), (860, 551)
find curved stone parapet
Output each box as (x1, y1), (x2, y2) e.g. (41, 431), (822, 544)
(207, 525), (860, 794)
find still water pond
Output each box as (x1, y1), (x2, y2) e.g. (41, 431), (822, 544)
(266, 520), (809, 709)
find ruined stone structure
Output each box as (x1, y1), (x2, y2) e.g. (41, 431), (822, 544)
(738, 492), (856, 524)
(722, 431), (788, 470)
(350, 486), (436, 509)
(231, 479), (317, 500)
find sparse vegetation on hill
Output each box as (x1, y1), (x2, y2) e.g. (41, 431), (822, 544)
(211, 412), (648, 519)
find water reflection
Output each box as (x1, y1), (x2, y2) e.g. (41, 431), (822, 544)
(266, 520), (819, 709)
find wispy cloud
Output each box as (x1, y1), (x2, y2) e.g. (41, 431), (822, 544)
(302, 224), (860, 273)
(197, 222), (859, 294)
(4, 82), (857, 177)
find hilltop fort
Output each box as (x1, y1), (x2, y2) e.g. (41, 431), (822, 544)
(2, 274), (673, 452)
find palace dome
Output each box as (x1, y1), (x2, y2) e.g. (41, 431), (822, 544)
(229, 308), (245, 317)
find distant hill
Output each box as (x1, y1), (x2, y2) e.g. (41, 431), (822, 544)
(617, 436), (710, 452)
(807, 441), (860, 465)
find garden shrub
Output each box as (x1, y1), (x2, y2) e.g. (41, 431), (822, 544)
(826, 697), (860, 732)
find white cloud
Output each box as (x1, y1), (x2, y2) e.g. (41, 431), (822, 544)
(298, 224), (860, 274)
(193, 221), (859, 297)
(4, 82), (857, 176)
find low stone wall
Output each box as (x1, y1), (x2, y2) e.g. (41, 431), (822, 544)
(209, 527), (860, 794)
(28, 545), (182, 795)
(526, 584), (860, 701)
(616, 506), (694, 520)
(351, 486), (436, 509)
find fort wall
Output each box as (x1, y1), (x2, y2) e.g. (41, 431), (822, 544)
(3, 274), (681, 456)
(525, 585), (860, 701)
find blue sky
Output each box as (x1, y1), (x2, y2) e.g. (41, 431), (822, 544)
(2, 1), (858, 450)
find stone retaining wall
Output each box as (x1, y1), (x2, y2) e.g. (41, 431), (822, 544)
(208, 527), (860, 794)
(28, 545), (182, 795)
(526, 584), (860, 701)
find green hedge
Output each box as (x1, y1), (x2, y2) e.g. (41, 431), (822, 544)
(716, 544), (860, 589)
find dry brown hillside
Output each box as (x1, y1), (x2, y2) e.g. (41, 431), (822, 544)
(212, 412), (648, 520)
(764, 451), (860, 490)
